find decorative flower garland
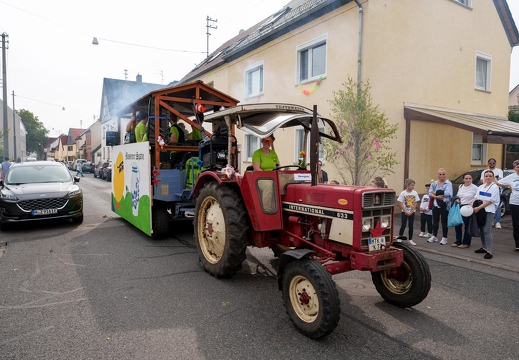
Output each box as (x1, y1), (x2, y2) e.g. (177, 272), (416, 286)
(298, 76), (324, 95)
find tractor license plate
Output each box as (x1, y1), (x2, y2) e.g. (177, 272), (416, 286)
(368, 237), (386, 251)
(32, 209), (58, 216)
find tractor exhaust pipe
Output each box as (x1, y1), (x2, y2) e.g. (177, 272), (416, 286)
(310, 105), (319, 187)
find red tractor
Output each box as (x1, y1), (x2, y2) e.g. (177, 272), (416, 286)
(193, 103), (431, 339)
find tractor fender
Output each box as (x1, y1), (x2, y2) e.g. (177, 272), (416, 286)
(193, 172), (238, 197)
(277, 249), (316, 290)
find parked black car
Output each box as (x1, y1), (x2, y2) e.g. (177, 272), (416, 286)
(0, 161), (83, 230)
(95, 162), (110, 179)
(82, 162), (95, 173)
(451, 169), (513, 217)
(102, 162), (112, 181)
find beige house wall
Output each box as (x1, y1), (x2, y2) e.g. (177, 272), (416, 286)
(193, 0), (513, 188)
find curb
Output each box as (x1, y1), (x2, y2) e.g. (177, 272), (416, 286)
(415, 244), (519, 273)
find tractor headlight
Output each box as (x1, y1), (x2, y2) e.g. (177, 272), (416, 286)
(362, 218), (373, 232)
(380, 215), (391, 228)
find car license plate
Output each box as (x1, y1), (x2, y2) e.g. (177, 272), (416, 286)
(368, 237), (386, 251)
(32, 209), (58, 215)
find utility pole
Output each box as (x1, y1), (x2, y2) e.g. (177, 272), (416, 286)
(12, 90), (16, 160)
(206, 16), (217, 57)
(1, 33), (9, 158)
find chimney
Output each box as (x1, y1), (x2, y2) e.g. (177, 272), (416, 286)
(136, 73), (142, 83)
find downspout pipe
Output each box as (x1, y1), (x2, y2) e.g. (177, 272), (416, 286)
(354, 0), (363, 95)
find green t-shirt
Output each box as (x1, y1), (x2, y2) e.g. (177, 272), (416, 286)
(135, 122), (148, 142)
(191, 127), (202, 141)
(252, 149), (279, 171)
(169, 125), (180, 153)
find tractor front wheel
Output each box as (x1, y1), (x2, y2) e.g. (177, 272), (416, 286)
(371, 242), (431, 307)
(282, 258), (340, 339)
(195, 182), (249, 277)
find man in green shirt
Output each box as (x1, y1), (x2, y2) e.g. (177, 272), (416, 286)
(135, 111), (148, 142)
(169, 114), (185, 166)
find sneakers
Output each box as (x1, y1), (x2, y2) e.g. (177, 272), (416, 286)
(440, 237), (448, 245)
(475, 248), (488, 253)
(458, 244), (469, 249)
(418, 232), (427, 237)
(495, 222), (502, 229)
(427, 236), (438, 243)
(409, 240), (417, 246)
(451, 243), (459, 247)
(484, 253), (493, 259)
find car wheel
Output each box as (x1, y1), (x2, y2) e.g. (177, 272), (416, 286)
(500, 196), (507, 218)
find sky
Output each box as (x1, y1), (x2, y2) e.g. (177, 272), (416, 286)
(1, 0), (519, 138)
(0, 0), (285, 137)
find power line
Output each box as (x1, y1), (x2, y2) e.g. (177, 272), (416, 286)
(0, 0), (206, 54)
(92, 37), (206, 54)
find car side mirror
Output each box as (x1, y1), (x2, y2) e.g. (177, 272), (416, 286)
(74, 176), (80, 183)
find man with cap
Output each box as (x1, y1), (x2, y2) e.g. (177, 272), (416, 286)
(419, 183), (433, 237)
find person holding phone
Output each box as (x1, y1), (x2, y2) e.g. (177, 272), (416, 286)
(480, 158), (503, 228)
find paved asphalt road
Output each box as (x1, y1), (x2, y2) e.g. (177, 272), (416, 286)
(0, 174), (518, 359)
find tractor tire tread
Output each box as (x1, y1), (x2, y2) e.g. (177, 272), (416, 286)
(282, 259), (340, 339)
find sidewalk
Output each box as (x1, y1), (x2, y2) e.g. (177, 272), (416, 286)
(393, 214), (519, 273)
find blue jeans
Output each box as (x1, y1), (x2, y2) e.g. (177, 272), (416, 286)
(494, 203), (501, 223)
(454, 214), (472, 246)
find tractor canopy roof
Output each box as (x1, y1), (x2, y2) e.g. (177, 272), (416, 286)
(203, 103), (342, 143)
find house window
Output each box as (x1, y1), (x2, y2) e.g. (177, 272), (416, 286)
(297, 35), (327, 83)
(245, 62), (264, 98)
(295, 127), (324, 163)
(68, 145), (73, 151)
(472, 133), (487, 166)
(244, 134), (260, 162)
(475, 52), (492, 92)
(453, 0), (471, 7)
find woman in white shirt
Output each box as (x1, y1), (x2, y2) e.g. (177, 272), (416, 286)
(453, 173), (478, 248)
(472, 170), (500, 259)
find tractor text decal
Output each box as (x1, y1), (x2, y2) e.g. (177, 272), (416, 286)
(282, 202), (353, 220)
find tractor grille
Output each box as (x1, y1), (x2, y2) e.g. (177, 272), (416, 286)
(362, 191), (396, 208)
(18, 198), (68, 211)
(360, 190), (396, 248)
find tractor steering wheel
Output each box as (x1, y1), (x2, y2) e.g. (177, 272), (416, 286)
(274, 165), (305, 171)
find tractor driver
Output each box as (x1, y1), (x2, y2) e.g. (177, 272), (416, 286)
(252, 135), (279, 171)
(252, 135), (279, 213)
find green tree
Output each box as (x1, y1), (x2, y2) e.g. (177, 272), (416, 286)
(507, 107), (519, 154)
(16, 109), (48, 160)
(0, 128), (8, 158)
(325, 78), (398, 186)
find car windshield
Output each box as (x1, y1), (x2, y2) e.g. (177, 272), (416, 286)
(5, 165), (72, 184)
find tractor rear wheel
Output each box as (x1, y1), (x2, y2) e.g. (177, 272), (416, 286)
(282, 258), (340, 339)
(371, 242), (431, 307)
(195, 182), (249, 277)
